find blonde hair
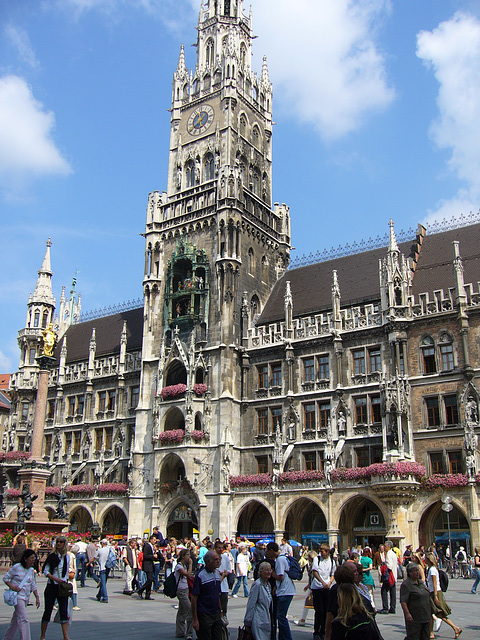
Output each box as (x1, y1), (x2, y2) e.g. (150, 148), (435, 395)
(336, 583), (369, 627)
(54, 535), (68, 556)
(424, 552), (438, 568)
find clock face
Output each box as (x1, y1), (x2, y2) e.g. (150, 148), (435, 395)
(187, 105), (214, 136)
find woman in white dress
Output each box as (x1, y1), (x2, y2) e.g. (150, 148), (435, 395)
(244, 561), (273, 640)
(3, 548), (40, 640)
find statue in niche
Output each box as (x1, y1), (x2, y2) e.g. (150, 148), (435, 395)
(114, 437), (123, 459)
(466, 396), (478, 424)
(288, 420), (295, 442)
(176, 166), (182, 189)
(465, 418), (478, 480)
(324, 437), (335, 487)
(337, 411), (346, 435)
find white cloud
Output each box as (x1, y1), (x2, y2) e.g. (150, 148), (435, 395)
(252, 0), (395, 141)
(417, 12), (480, 221)
(0, 75), (72, 184)
(4, 24), (39, 69)
(0, 349), (13, 373)
(53, 0), (394, 140)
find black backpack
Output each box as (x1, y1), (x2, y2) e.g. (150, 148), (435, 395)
(163, 571), (180, 598)
(438, 568), (449, 592)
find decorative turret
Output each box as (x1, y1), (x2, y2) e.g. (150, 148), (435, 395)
(17, 239), (56, 372)
(379, 219), (411, 319)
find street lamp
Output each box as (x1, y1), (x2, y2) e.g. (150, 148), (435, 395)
(441, 495), (453, 562)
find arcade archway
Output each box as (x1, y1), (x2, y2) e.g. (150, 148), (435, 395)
(236, 500), (274, 539)
(339, 496), (386, 550)
(419, 501), (471, 554)
(285, 498), (327, 549)
(101, 506), (128, 536)
(69, 506), (93, 533)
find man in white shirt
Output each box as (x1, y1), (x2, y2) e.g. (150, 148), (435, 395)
(95, 539), (111, 603)
(379, 539), (398, 614)
(75, 538), (88, 587)
(280, 538), (293, 556)
(311, 544), (335, 640)
(266, 541), (295, 640)
(232, 544), (249, 597)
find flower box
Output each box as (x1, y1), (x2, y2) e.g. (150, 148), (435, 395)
(161, 384), (187, 400)
(97, 482), (128, 495)
(229, 473), (272, 488)
(190, 430), (205, 442)
(423, 473), (469, 491)
(279, 470), (326, 484)
(64, 484), (96, 497)
(158, 429), (185, 444)
(193, 383), (207, 397)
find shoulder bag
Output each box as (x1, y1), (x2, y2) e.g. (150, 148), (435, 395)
(4, 568), (33, 606)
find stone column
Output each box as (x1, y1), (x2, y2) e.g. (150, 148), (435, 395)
(17, 355), (55, 522)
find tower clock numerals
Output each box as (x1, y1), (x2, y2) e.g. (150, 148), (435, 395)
(187, 105), (214, 136)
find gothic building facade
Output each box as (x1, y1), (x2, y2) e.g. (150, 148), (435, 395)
(5, 0), (480, 550)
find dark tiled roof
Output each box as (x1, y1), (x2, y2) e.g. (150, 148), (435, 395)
(56, 308), (144, 364)
(410, 223), (480, 298)
(259, 223), (480, 324)
(259, 240), (414, 324)
(0, 390), (11, 410)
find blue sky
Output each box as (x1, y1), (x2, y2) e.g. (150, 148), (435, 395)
(2, 0), (480, 371)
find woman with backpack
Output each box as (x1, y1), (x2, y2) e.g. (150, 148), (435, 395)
(174, 548), (193, 640)
(424, 553), (462, 639)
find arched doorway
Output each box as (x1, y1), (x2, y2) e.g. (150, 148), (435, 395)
(285, 498), (327, 549)
(236, 501), (274, 540)
(419, 501), (471, 554)
(338, 497), (386, 550)
(101, 506), (128, 536)
(167, 502), (198, 539)
(69, 506), (93, 533)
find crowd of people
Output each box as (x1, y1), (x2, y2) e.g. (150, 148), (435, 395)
(3, 530), (472, 640)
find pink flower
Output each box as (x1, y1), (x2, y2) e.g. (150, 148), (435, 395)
(158, 429), (185, 444)
(161, 384), (187, 399)
(190, 430), (205, 441)
(229, 473), (272, 487)
(193, 383), (207, 396)
(97, 483), (128, 495)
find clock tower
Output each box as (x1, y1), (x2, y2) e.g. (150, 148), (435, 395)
(131, 0), (291, 536)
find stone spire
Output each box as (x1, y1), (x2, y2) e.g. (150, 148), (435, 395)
(261, 55), (270, 87)
(388, 218), (399, 253)
(32, 238), (54, 307)
(175, 44), (187, 79)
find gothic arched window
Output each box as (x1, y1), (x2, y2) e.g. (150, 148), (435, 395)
(183, 83), (189, 99)
(240, 43), (246, 69)
(421, 336), (436, 374)
(206, 39), (215, 67)
(42, 310), (49, 328)
(204, 154), (214, 181)
(185, 160), (195, 188)
(261, 256), (268, 281)
(193, 78), (200, 95)
(34, 310), (40, 327)
(252, 125), (260, 147)
(239, 114), (247, 137)
(439, 333), (454, 371)
(248, 248), (255, 275)
(252, 167), (260, 196)
(204, 74), (211, 91)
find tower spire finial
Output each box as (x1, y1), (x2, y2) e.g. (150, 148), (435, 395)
(176, 44), (186, 77)
(33, 238), (54, 306)
(388, 218), (399, 253)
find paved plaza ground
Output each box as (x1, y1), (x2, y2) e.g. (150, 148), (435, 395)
(0, 572), (478, 640)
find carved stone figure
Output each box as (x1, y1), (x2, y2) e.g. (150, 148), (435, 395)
(466, 396), (478, 424)
(55, 488), (69, 520)
(288, 420), (295, 441)
(19, 485), (37, 521)
(337, 411), (346, 435)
